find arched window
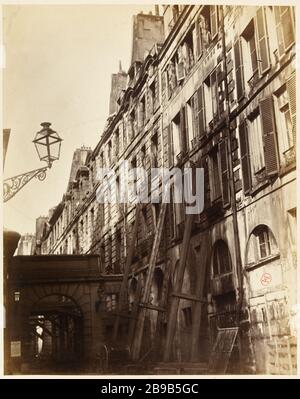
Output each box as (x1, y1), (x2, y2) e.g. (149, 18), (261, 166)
(246, 225), (279, 265)
(212, 240), (232, 276)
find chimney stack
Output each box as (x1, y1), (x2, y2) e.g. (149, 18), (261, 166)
(155, 5), (159, 16)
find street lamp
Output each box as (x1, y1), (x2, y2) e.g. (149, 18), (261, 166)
(3, 122), (63, 202)
(33, 122), (62, 168)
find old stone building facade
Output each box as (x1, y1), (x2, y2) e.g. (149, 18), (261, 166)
(36, 5), (296, 374)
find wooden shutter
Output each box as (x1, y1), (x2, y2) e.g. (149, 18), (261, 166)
(195, 17), (203, 58)
(255, 7), (270, 75)
(219, 139), (230, 207)
(154, 76), (159, 110)
(193, 91), (199, 138)
(259, 97), (279, 176)
(211, 70), (218, 118)
(180, 106), (187, 153)
(286, 72), (296, 146)
(281, 7), (295, 51)
(239, 120), (252, 194)
(210, 5), (218, 39)
(234, 38), (244, 102)
(203, 157), (211, 209)
(274, 6), (285, 58)
(162, 70), (167, 104)
(198, 85), (206, 137)
(168, 124), (174, 167)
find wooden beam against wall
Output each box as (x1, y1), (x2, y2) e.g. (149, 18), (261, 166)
(131, 201), (168, 361)
(163, 213), (194, 361)
(112, 203), (142, 342)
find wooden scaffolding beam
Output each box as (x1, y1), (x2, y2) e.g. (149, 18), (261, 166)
(112, 203), (142, 342)
(131, 201), (168, 361)
(163, 213), (194, 361)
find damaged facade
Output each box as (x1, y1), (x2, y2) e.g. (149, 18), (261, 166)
(35, 5), (296, 374)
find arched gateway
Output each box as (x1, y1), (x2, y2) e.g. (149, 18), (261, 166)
(5, 254), (115, 374)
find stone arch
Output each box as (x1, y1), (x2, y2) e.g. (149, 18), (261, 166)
(21, 282), (94, 365)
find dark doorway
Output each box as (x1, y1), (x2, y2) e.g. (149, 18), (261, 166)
(28, 294), (83, 373)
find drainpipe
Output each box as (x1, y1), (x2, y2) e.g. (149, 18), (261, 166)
(219, 6), (244, 331)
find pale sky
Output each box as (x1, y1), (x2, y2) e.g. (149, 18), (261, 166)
(3, 4), (155, 235)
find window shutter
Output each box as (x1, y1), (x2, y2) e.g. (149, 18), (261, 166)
(195, 18), (203, 58)
(234, 38), (244, 102)
(197, 85), (206, 137)
(146, 87), (151, 120)
(259, 96), (279, 176)
(193, 91), (199, 138)
(176, 61), (185, 81)
(239, 120), (252, 194)
(203, 157), (211, 209)
(210, 70), (218, 118)
(274, 6), (285, 58)
(168, 124), (174, 167)
(255, 7), (270, 75)
(286, 71), (296, 146)
(162, 71), (167, 104)
(280, 7), (295, 51)
(210, 5), (218, 39)
(219, 139), (230, 207)
(180, 106), (187, 153)
(154, 76), (159, 110)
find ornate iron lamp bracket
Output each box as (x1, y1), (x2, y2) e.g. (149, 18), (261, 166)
(3, 167), (48, 203)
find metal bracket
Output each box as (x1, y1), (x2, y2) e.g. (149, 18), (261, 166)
(3, 166), (48, 202)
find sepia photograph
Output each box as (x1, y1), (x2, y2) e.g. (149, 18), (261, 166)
(2, 2), (297, 377)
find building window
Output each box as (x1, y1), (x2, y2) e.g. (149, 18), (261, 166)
(107, 140), (112, 165)
(186, 98), (194, 145)
(212, 240), (232, 276)
(178, 27), (195, 78)
(140, 145), (146, 170)
(129, 109), (136, 140)
(171, 112), (181, 164)
(204, 72), (218, 125)
(256, 228), (271, 259)
(149, 77), (159, 114)
(129, 157), (137, 202)
(105, 236), (113, 274)
(209, 147), (222, 202)
(241, 20), (258, 89)
(90, 208), (94, 230)
(200, 5), (218, 44)
(151, 132), (158, 168)
(115, 229), (122, 273)
(248, 110), (265, 174)
(246, 225), (279, 265)
(106, 294), (117, 312)
(114, 129), (119, 158)
(274, 85), (294, 153)
(80, 219), (84, 236)
(14, 291), (20, 302)
(139, 96), (146, 127)
(192, 85), (205, 139)
(274, 6), (295, 57)
(182, 307), (192, 328)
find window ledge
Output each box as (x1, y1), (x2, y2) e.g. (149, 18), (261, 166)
(245, 253), (280, 271)
(250, 179), (269, 197)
